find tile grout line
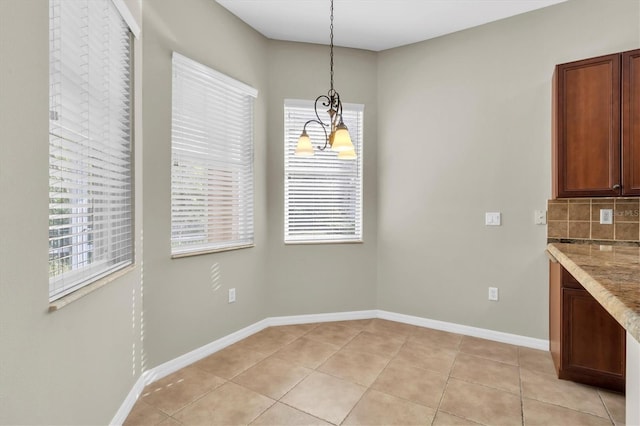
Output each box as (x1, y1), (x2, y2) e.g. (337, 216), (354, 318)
(590, 199), (595, 240)
(366, 326), (441, 425)
(519, 370), (618, 423)
(596, 390), (617, 426)
(517, 347), (525, 426)
(337, 324), (410, 425)
(434, 335), (518, 426)
(266, 323), (368, 426)
(245, 398), (278, 426)
(247, 326), (326, 425)
(161, 377), (228, 423)
(430, 347), (458, 426)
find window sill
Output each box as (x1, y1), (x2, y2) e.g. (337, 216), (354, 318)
(171, 243), (255, 259)
(285, 240), (364, 245)
(48, 264), (137, 312)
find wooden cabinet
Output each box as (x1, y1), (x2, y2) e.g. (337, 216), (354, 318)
(549, 262), (625, 392)
(552, 49), (640, 198)
(623, 49), (640, 195)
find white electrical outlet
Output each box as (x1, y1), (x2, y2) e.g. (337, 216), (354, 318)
(534, 210), (547, 225)
(228, 288), (236, 303)
(488, 287), (499, 301)
(600, 209), (613, 225)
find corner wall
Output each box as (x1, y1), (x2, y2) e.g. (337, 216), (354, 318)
(141, 0), (271, 368)
(0, 1), (144, 424)
(264, 41), (379, 317)
(376, 0), (640, 339)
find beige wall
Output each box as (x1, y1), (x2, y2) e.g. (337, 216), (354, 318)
(0, 0), (144, 424)
(1, 0), (639, 423)
(264, 41), (378, 316)
(140, 0), (380, 381)
(141, 0), (271, 368)
(376, 0), (640, 339)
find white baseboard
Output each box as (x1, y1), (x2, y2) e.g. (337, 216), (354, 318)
(377, 310), (549, 351)
(110, 371), (149, 426)
(110, 318), (270, 425)
(111, 309), (549, 425)
(147, 318), (271, 385)
(267, 309), (378, 326)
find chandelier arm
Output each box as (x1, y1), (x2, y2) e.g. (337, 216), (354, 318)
(333, 90), (344, 123)
(314, 94), (333, 127)
(302, 118), (330, 151)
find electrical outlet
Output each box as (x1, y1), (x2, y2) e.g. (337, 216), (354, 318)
(600, 209), (613, 225)
(534, 210), (547, 225)
(228, 288), (236, 303)
(488, 287), (499, 301)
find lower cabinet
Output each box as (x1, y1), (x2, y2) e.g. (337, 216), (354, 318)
(549, 262), (626, 392)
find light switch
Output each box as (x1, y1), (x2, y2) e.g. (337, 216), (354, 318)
(485, 212), (501, 226)
(534, 210), (547, 225)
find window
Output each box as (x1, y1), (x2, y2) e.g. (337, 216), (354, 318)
(284, 99), (363, 243)
(48, 0), (133, 301)
(171, 53), (257, 256)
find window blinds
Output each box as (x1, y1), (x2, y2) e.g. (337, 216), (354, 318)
(284, 99), (363, 243)
(48, 0), (133, 301)
(171, 52), (257, 256)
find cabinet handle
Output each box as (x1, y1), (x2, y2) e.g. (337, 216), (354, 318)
(613, 184), (621, 190)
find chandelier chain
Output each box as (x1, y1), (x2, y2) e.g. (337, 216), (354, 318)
(294, 0), (354, 157)
(329, 0), (334, 92)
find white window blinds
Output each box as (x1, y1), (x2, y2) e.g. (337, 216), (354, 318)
(171, 52), (257, 256)
(48, 0), (133, 301)
(284, 99), (363, 243)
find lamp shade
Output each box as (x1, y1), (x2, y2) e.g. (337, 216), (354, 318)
(337, 148), (356, 160)
(294, 131), (314, 156)
(331, 122), (354, 152)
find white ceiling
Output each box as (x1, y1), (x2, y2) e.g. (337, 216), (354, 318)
(216, 0), (567, 52)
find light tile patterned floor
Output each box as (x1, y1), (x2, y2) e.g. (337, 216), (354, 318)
(124, 319), (625, 425)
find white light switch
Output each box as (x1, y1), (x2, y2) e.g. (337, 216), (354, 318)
(488, 287), (499, 301)
(485, 212), (501, 226)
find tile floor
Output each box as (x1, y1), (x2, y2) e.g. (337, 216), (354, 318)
(124, 319), (625, 425)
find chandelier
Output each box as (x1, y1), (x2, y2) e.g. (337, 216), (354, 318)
(294, 0), (356, 159)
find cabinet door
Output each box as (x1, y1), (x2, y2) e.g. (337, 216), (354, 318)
(561, 287), (625, 391)
(549, 261), (561, 375)
(554, 54), (621, 198)
(622, 49), (640, 195)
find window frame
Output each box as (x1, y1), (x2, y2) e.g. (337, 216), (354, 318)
(170, 52), (258, 257)
(284, 98), (364, 244)
(48, 0), (135, 303)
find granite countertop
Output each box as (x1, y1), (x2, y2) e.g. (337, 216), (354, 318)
(546, 242), (640, 343)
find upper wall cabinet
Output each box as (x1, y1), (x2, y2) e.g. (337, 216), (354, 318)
(623, 49), (640, 196)
(552, 49), (640, 198)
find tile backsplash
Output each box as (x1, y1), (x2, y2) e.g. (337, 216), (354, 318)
(548, 198), (640, 243)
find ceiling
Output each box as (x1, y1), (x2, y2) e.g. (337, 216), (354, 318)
(216, 0), (567, 52)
